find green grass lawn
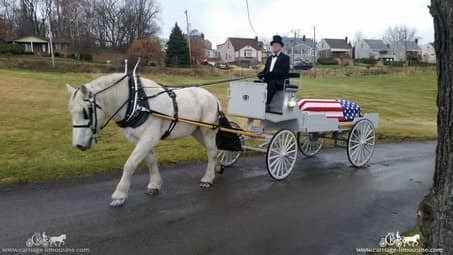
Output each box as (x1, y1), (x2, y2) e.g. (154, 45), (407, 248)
(0, 69), (437, 184)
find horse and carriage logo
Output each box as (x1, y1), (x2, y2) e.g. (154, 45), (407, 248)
(25, 232), (67, 248)
(379, 231), (421, 248)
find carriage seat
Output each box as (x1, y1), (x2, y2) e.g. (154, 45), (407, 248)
(266, 82), (299, 114)
(284, 83), (298, 91)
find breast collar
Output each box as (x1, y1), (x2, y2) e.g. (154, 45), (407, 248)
(116, 73), (179, 139)
(115, 73), (150, 129)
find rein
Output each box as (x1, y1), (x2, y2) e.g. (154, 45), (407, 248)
(72, 59), (252, 143)
(72, 73), (179, 141)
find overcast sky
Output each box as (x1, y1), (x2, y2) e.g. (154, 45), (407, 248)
(158, 0), (434, 47)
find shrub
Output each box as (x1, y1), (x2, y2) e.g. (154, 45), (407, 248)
(72, 53), (93, 62)
(318, 57), (338, 65)
(359, 58), (377, 65)
(79, 53), (93, 62)
(128, 38), (163, 65)
(0, 44), (25, 54)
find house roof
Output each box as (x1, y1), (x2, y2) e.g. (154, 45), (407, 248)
(364, 39), (390, 51)
(405, 41), (421, 51)
(228, 37), (262, 51)
(282, 37), (315, 48)
(12, 36), (48, 43)
(393, 40), (422, 51)
(323, 38), (350, 49)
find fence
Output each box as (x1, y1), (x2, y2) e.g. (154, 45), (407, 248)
(301, 65), (436, 79)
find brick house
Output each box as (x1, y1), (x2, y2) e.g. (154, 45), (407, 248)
(216, 37), (263, 67)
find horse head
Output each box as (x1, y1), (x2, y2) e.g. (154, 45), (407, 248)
(66, 83), (101, 151)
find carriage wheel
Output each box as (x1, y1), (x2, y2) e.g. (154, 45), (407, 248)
(266, 129), (298, 180)
(217, 121), (243, 167)
(297, 132), (323, 157)
(347, 119), (376, 167)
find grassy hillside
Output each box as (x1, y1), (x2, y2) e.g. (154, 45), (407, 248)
(0, 69), (437, 184)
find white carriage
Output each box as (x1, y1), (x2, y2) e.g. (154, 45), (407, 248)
(217, 74), (379, 180)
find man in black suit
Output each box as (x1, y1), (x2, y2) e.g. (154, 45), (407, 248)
(257, 35), (290, 106)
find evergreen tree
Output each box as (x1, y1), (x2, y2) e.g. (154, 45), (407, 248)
(165, 23), (190, 67)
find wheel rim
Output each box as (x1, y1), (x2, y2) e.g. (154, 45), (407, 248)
(347, 120), (376, 167)
(217, 122), (243, 167)
(298, 133), (323, 156)
(266, 130), (298, 180)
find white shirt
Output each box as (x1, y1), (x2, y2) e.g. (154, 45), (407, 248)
(269, 51), (281, 72)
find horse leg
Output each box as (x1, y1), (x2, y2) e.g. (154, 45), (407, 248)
(196, 128), (219, 188)
(110, 133), (160, 207)
(144, 150), (161, 196)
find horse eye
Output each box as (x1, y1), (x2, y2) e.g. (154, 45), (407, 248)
(82, 109), (89, 119)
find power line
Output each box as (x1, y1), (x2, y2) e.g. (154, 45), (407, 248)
(184, 10), (192, 68)
(245, 0), (258, 35)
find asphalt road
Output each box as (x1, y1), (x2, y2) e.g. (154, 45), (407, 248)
(0, 141), (435, 254)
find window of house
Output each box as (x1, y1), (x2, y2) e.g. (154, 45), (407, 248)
(24, 44), (32, 52)
(41, 44), (47, 53)
(244, 49), (252, 57)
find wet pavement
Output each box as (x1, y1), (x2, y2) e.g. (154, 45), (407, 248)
(0, 141), (435, 254)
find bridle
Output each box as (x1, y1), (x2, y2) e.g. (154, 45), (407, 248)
(71, 58), (179, 143)
(71, 60), (141, 143)
(71, 74), (130, 143)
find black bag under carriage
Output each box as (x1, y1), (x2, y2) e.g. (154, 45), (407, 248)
(215, 112), (242, 152)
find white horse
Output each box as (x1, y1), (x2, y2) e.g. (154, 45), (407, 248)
(66, 73), (222, 207)
(402, 234), (420, 247)
(49, 234), (66, 247)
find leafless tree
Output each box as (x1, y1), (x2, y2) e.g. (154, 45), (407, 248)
(383, 25), (418, 61)
(0, 0), (160, 51)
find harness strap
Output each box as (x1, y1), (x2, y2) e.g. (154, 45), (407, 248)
(116, 74), (150, 128)
(160, 87), (178, 139)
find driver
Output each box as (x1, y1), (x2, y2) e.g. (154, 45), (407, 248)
(257, 35), (290, 107)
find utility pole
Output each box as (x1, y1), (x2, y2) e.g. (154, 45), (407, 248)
(313, 26), (316, 78)
(47, 18), (55, 68)
(184, 10), (192, 67)
(291, 29), (296, 66)
(404, 29), (408, 73)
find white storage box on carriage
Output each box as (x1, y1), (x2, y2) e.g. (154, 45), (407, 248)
(227, 81), (267, 119)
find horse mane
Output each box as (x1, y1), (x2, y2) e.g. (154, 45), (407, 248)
(75, 73), (163, 118)
(86, 73), (126, 92)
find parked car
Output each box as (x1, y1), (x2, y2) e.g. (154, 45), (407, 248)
(292, 61), (313, 70)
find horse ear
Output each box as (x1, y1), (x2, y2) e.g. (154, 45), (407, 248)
(80, 84), (89, 95)
(66, 84), (76, 97)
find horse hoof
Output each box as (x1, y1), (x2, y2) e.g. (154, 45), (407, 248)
(200, 182), (212, 189)
(109, 198), (126, 207)
(144, 188), (159, 196)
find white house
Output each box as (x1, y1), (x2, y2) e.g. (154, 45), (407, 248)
(216, 37), (263, 67)
(355, 39), (395, 61)
(421, 43), (436, 63)
(281, 37), (317, 63)
(390, 40), (422, 61)
(9, 36), (49, 56)
(318, 38), (352, 58)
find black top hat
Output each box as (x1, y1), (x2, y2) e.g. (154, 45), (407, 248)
(270, 35), (284, 47)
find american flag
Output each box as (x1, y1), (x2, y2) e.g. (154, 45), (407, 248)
(297, 99), (361, 122)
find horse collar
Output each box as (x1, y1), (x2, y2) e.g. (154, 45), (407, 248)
(115, 73), (150, 128)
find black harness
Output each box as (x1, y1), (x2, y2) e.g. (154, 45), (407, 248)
(142, 86), (179, 139)
(116, 74), (150, 128)
(72, 73), (179, 141)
